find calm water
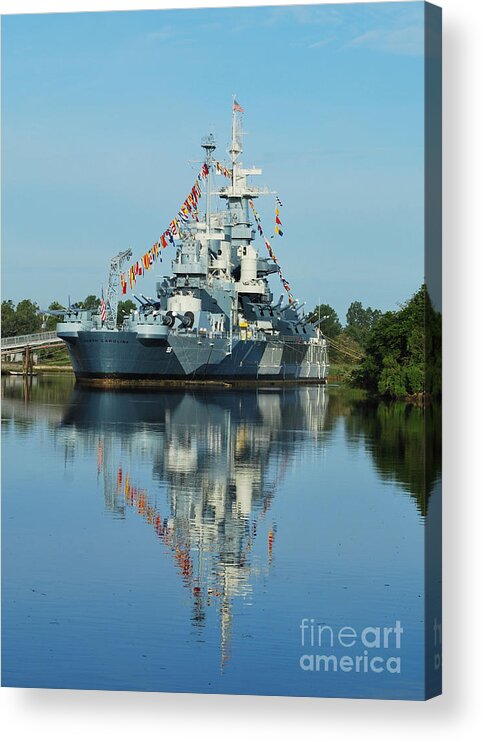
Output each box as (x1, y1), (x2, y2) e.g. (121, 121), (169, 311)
(1, 375), (441, 699)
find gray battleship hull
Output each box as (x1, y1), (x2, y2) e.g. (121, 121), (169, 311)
(63, 331), (328, 383)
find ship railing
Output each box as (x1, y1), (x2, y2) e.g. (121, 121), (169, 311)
(164, 327), (268, 342)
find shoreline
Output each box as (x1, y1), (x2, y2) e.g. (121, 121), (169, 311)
(1, 364), (74, 374)
(0, 364), (437, 404)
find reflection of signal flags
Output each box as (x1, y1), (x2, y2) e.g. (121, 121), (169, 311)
(117, 466), (123, 493)
(268, 529), (275, 563)
(97, 437), (103, 475)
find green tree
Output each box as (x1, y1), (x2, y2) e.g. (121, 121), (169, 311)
(308, 303), (342, 339)
(45, 301), (65, 331)
(117, 299), (136, 326)
(81, 295), (100, 311)
(352, 285), (440, 399)
(328, 329), (363, 365)
(346, 301), (382, 346)
(1, 299), (17, 337)
(14, 299), (42, 335)
(425, 290), (442, 398)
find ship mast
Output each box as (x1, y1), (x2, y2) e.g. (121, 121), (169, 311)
(229, 95), (242, 192)
(201, 133), (216, 234)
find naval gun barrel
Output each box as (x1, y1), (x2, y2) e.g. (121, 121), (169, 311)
(174, 311), (195, 328)
(134, 295), (160, 313)
(42, 308), (67, 317)
(141, 294), (158, 307)
(162, 310), (194, 329)
(162, 311), (175, 327)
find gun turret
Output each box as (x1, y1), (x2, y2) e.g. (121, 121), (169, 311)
(163, 310), (195, 329)
(141, 294), (160, 308)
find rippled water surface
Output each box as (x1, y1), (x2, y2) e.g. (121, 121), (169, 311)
(1, 375), (440, 698)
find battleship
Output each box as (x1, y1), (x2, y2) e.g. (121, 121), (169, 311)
(56, 103), (329, 384)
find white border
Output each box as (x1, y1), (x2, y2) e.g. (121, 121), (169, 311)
(1, 0), (482, 738)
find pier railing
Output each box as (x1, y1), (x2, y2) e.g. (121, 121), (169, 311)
(1, 331), (64, 353)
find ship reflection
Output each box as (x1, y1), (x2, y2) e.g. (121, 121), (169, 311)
(61, 386), (328, 666)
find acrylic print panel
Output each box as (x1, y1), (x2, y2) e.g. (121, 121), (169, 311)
(1, 2), (442, 700)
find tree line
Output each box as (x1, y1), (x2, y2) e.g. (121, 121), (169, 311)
(1, 297), (136, 337)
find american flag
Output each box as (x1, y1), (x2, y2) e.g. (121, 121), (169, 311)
(100, 294), (106, 323)
(233, 99), (244, 113)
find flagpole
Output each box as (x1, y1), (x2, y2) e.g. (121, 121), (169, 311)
(231, 94), (236, 190)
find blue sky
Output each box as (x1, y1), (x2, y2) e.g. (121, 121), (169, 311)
(1, 2), (425, 321)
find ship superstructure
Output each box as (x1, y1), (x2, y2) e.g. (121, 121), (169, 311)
(56, 103), (329, 383)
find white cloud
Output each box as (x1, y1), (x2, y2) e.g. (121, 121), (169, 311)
(308, 37), (335, 50)
(147, 27), (183, 41)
